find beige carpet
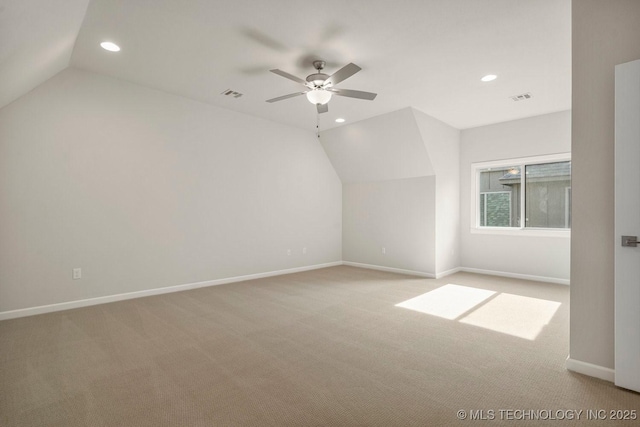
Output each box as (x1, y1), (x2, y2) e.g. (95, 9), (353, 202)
(1, 266), (639, 426)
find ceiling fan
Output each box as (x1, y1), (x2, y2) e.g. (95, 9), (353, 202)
(266, 60), (377, 114)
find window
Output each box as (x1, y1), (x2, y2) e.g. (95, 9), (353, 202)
(472, 154), (571, 234)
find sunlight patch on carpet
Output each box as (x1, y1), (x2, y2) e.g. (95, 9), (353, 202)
(395, 285), (562, 340)
(395, 284), (495, 320)
(459, 293), (561, 340)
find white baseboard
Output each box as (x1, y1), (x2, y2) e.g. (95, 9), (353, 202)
(566, 357), (615, 382)
(0, 261), (342, 321)
(341, 263), (568, 285)
(342, 261), (435, 278)
(460, 267), (570, 286)
(435, 267), (462, 279)
(0, 262), (570, 320)
(341, 263), (566, 285)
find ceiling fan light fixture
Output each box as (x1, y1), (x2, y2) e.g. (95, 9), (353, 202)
(306, 89), (332, 105)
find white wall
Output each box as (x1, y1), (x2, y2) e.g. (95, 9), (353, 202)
(412, 109), (461, 274)
(0, 68), (342, 313)
(460, 110), (571, 282)
(321, 107), (458, 276)
(571, 0), (640, 372)
(321, 108), (438, 275)
(342, 177), (436, 274)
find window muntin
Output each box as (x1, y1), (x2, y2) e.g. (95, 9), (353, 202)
(473, 155), (571, 232)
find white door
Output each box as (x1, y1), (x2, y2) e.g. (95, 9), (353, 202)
(615, 59), (640, 393)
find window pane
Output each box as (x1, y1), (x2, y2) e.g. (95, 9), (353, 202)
(479, 167), (520, 227)
(525, 161), (571, 229)
(483, 192), (511, 226)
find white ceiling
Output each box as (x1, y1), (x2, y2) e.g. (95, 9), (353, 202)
(0, 0), (89, 109)
(2, 0), (571, 131)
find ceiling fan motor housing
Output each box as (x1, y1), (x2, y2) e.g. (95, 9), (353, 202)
(306, 60), (329, 87)
(306, 72), (329, 87)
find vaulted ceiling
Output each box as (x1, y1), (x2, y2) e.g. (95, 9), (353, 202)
(1, 0), (571, 131)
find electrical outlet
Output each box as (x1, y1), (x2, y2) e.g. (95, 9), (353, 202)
(287, 249), (291, 256)
(72, 268), (82, 280)
(303, 247), (307, 255)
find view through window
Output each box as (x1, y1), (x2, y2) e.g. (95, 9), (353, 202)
(476, 158), (571, 230)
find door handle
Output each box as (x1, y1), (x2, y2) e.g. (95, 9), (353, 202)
(621, 235), (639, 247)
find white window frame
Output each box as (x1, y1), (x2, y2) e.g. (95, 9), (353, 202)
(471, 153), (571, 237)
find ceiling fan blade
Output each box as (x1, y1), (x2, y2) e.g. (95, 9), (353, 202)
(324, 63), (361, 86)
(266, 91), (308, 103)
(270, 69), (307, 85)
(242, 28), (289, 52)
(327, 88), (377, 100)
(317, 103), (328, 114)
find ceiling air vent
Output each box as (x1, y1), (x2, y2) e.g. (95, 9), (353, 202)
(221, 89), (243, 98)
(510, 92), (533, 102)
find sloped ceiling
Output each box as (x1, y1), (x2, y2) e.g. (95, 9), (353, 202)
(1, 0), (571, 131)
(320, 108), (434, 183)
(0, 0), (90, 109)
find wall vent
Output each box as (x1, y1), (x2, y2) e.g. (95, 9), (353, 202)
(221, 89), (243, 98)
(510, 92), (533, 101)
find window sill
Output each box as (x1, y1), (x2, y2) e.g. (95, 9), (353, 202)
(470, 227), (571, 238)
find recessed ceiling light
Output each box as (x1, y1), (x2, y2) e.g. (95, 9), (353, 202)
(100, 42), (120, 52)
(335, 118), (345, 123)
(481, 74), (497, 82)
